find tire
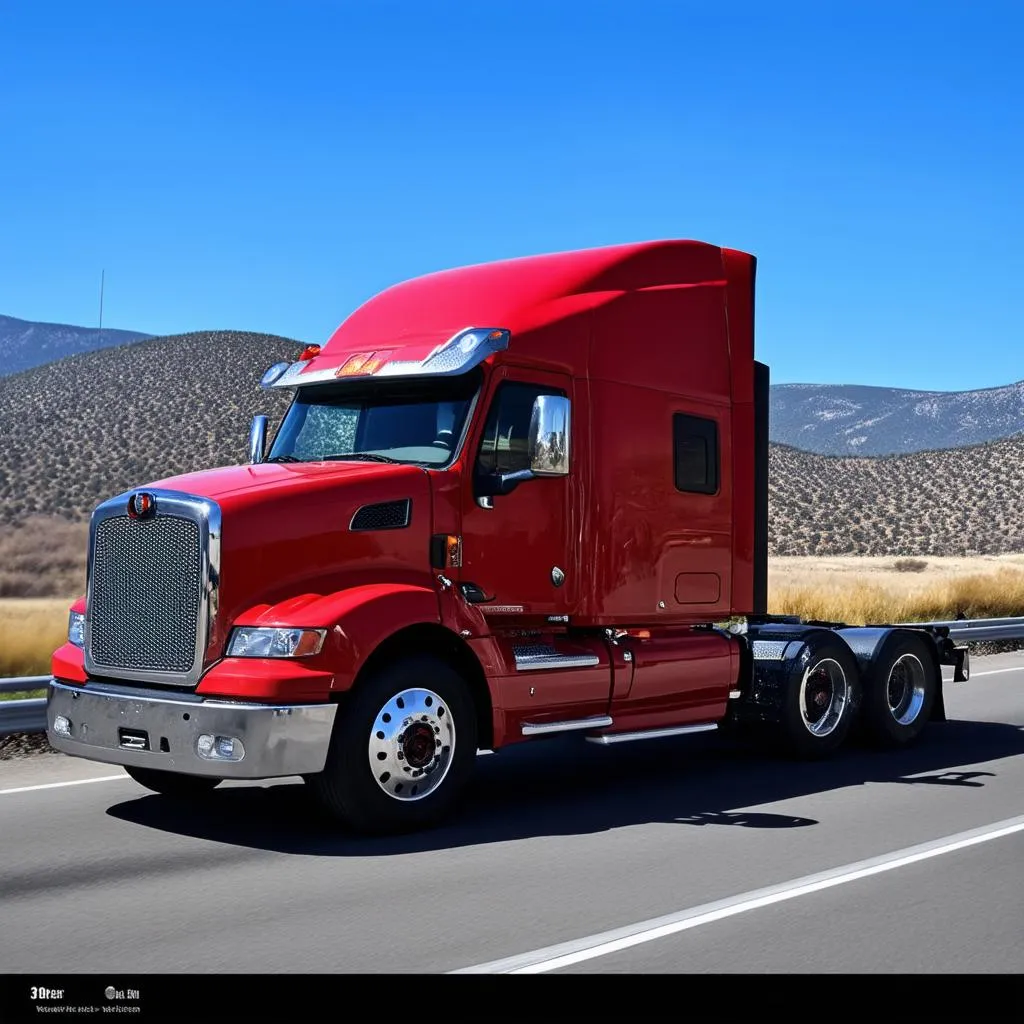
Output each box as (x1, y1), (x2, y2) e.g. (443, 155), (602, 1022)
(859, 632), (936, 748)
(306, 654), (478, 835)
(124, 765), (222, 798)
(778, 640), (859, 758)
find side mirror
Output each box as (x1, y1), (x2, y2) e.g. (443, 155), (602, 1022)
(475, 395), (571, 502)
(249, 415), (268, 464)
(527, 394), (570, 477)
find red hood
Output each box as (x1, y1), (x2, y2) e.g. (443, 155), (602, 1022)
(147, 460), (437, 658)
(148, 460), (414, 503)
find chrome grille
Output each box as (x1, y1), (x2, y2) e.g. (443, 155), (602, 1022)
(89, 514), (202, 675)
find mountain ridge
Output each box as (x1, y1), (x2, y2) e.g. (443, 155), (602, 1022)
(0, 313), (152, 377)
(769, 378), (1024, 456)
(4, 312), (1024, 460)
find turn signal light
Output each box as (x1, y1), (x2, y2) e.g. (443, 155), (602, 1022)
(430, 533), (463, 570)
(445, 534), (463, 568)
(335, 351), (393, 377)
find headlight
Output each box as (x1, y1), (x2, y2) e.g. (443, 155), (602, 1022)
(226, 627), (326, 658)
(68, 611), (86, 648)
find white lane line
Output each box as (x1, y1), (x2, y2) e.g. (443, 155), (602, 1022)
(0, 775), (126, 796)
(966, 667), (1024, 678)
(0, 751), (502, 797)
(453, 814), (1024, 973)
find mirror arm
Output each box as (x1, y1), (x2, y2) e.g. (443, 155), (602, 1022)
(474, 467), (536, 499)
(498, 469), (535, 493)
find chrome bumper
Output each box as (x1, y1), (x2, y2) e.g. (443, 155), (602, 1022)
(46, 680), (338, 779)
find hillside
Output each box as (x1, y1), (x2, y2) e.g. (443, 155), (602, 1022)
(0, 331), (304, 527)
(0, 314), (152, 376)
(770, 379), (1024, 456)
(769, 436), (1024, 556)
(1, 333), (1023, 599)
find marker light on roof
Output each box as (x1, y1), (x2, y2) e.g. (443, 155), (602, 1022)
(458, 329), (505, 355)
(298, 344), (322, 360)
(420, 327), (510, 374)
(260, 362), (291, 387)
(335, 350), (393, 377)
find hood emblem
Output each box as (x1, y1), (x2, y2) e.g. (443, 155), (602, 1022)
(127, 492), (156, 520)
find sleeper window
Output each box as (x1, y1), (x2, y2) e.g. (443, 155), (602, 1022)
(673, 414), (719, 494)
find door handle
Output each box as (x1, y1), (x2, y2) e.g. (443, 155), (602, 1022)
(459, 582), (496, 604)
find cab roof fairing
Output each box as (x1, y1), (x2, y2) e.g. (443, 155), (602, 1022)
(261, 239), (745, 390)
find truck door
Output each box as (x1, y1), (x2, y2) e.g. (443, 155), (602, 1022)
(458, 370), (576, 620)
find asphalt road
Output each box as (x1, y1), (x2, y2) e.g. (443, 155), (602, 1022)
(2, 652), (1023, 975)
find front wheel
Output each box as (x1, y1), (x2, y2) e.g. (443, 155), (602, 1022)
(124, 765), (222, 798)
(307, 655), (478, 835)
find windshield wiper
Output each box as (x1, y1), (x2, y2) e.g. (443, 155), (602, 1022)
(265, 454), (302, 463)
(324, 452), (402, 464)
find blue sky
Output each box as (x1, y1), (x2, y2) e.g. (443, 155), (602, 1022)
(1, 0), (1020, 390)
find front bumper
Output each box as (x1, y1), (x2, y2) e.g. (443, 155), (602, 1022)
(46, 680), (338, 779)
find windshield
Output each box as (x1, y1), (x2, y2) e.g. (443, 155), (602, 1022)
(267, 370), (481, 466)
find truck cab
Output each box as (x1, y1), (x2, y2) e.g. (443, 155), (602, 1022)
(47, 240), (958, 834)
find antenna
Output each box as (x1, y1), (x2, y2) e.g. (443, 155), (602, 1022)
(98, 269), (105, 343)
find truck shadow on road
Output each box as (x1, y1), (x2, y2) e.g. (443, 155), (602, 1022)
(106, 718), (1024, 856)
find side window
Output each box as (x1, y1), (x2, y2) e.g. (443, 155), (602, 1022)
(673, 414), (719, 494)
(477, 382), (563, 476)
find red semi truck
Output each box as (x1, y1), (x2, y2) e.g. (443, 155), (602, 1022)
(46, 240), (970, 834)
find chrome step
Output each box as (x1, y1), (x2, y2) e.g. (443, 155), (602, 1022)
(586, 722), (718, 745)
(521, 715), (613, 736)
(513, 644), (600, 672)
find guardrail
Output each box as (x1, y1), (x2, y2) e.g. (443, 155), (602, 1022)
(2, 616), (1024, 739)
(897, 617), (1024, 643)
(0, 676), (49, 738)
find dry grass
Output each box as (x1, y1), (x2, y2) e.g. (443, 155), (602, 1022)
(0, 598), (72, 678)
(769, 555), (1024, 624)
(0, 516), (88, 597)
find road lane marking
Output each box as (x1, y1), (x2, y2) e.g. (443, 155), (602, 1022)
(966, 667), (1024, 678)
(0, 775), (126, 796)
(0, 751), (503, 796)
(453, 814), (1024, 973)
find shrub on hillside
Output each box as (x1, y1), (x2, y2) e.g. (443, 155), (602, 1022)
(894, 558), (929, 573)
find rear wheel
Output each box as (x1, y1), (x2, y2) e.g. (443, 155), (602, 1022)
(778, 641), (859, 757)
(307, 654), (477, 835)
(124, 765), (222, 798)
(860, 634), (936, 747)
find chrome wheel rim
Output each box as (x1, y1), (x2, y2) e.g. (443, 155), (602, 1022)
(799, 658), (849, 737)
(368, 687), (455, 801)
(886, 653), (927, 726)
